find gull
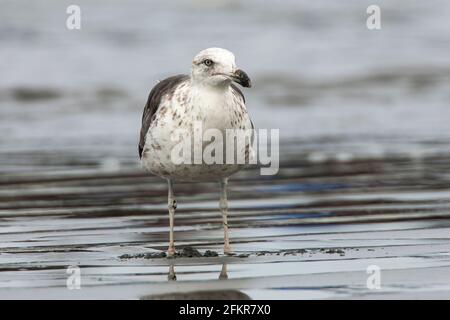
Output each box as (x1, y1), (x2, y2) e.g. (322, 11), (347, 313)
(138, 48), (253, 256)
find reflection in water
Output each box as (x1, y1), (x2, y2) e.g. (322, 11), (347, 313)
(168, 262), (228, 281)
(141, 263), (251, 300)
(219, 263), (228, 280)
(168, 263), (176, 281)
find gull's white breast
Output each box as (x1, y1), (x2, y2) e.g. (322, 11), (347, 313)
(140, 82), (253, 182)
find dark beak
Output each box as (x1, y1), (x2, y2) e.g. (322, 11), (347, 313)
(231, 69), (252, 88)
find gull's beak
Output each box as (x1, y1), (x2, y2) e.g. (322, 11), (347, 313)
(230, 69), (252, 88)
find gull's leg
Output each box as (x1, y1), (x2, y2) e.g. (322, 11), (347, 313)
(168, 263), (177, 281)
(167, 179), (176, 256)
(219, 178), (231, 254)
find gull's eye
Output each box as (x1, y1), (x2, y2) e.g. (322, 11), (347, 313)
(203, 59), (213, 67)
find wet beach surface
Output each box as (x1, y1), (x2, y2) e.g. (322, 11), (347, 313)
(2, 0), (450, 299)
(1, 139), (450, 299)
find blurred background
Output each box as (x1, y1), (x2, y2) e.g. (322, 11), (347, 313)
(2, 0), (450, 165)
(2, 0), (450, 299)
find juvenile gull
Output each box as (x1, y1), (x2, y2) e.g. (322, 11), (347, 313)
(139, 48), (253, 256)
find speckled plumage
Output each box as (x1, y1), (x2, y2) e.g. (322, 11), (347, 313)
(139, 58), (253, 182)
(138, 47), (253, 255)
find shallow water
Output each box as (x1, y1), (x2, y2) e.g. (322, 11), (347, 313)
(1, 144), (450, 299)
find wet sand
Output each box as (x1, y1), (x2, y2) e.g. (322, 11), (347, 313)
(1, 143), (450, 299)
(2, 0), (450, 300)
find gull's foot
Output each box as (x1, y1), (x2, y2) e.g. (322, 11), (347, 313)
(167, 247), (176, 257)
(168, 265), (177, 281)
(224, 245), (232, 255)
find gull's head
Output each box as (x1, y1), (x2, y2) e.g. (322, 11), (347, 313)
(191, 47), (251, 88)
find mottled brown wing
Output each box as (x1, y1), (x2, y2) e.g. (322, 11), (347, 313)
(231, 83), (254, 146)
(139, 74), (189, 158)
(231, 83), (245, 103)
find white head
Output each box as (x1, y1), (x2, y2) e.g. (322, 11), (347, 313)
(191, 47), (251, 89)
